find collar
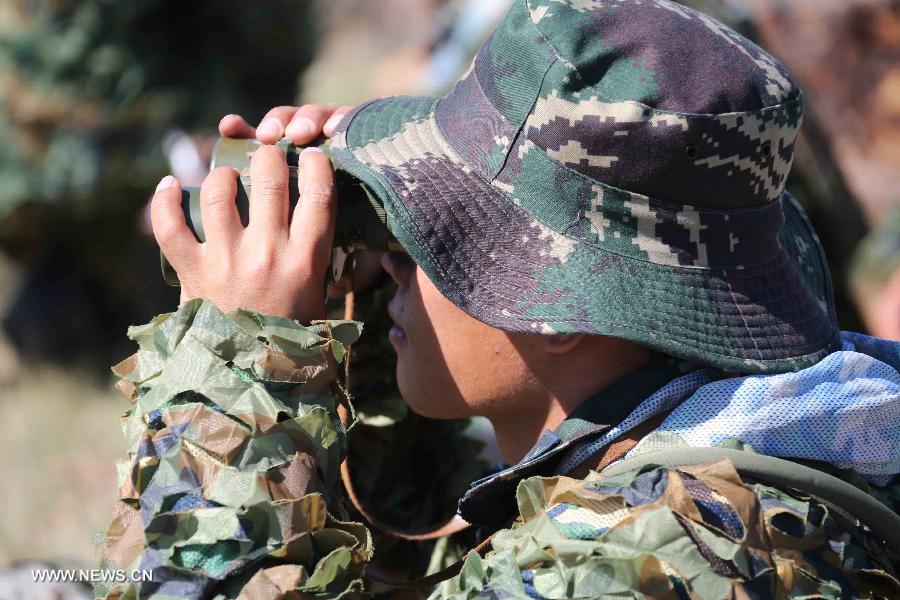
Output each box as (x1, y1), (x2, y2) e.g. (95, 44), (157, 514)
(458, 358), (696, 528)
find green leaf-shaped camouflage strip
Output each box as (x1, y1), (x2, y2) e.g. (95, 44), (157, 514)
(99, 299), (370, 599)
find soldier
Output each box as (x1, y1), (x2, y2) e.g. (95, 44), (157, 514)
(101, 1), (900, 598)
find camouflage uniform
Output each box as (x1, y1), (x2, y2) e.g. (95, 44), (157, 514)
(101, 1), (900, 598)
(437, 461), (900, 599)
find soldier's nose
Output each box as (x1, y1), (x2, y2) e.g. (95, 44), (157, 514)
(381, 251), (414, 289)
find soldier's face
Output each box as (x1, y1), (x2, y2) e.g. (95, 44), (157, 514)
(381, 251), (542, 419)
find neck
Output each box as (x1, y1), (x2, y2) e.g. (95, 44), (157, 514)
(489, 398), (575, 465)
(486, 343), (659, 465)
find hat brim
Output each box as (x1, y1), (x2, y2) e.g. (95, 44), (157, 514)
(329, 95), (840, 374)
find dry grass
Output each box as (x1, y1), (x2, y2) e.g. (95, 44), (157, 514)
(0, 368), (125, 566)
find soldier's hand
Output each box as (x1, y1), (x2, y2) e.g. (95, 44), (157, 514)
(151, 146), (336, 323)
(218, 104), (354, 145)
(218, 103), (387, 300)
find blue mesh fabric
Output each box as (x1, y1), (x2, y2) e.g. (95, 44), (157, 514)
(630, 333), (900, 485)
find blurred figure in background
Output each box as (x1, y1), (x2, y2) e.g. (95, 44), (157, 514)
(0, 0), (318, 374)
(852, 207), (900, 339)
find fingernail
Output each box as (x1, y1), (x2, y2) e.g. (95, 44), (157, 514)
(257, 118), (283, 140)
(156, 175), (175, 192)
(285, 117), (315, 139)
(300, 147), (324, 155)
(324, 113), (345, 132)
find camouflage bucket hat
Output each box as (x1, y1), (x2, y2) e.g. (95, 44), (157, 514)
(330, 0), (841, 374)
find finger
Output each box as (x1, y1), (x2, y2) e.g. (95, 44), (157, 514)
(150, 175), (200, 272)
(290, 147), (336, 275)
(248, 145), (290, 239)
(218, 114), (256, 139)
(323, 106), (354, 137)
(199, 166), (243, 247)
(283, 104), (337, 144)
(255, 106), (301, 144)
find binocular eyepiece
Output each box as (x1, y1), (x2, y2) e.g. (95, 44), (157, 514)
(160, 137), (400, 286)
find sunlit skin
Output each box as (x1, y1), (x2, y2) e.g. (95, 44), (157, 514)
(153, 104), (657, 464)
(380, 251), (657, 461)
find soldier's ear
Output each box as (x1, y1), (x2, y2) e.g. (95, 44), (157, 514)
(543, 333), (584, 354)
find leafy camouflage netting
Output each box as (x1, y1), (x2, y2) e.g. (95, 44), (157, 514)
(432, 460), (900, 599)
(99, 299), (371, 598)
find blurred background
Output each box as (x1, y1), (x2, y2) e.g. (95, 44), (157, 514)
(0, 0), (897, 589)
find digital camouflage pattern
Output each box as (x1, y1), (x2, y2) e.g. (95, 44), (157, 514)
(432, 460), (900, 599)
(677, 0), (873, 335)
(99, 299), (371, 599)
(329, 0), (841, 375)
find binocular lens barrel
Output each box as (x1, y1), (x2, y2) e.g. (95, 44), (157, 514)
(160, 138), (399, 286)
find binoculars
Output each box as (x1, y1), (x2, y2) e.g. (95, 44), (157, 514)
(160, 137), (400, 286)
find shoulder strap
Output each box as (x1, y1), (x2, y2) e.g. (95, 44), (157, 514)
(340, 458), (471, 541)
(601, 447), (900, 552)
(336, 290), (471, 544)
(338, 290), (478, 589)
